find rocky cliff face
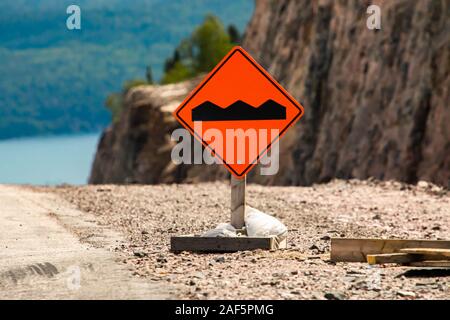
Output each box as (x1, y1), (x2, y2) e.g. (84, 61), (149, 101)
(242, 0), (449, 186)
(89, 76), (229, 184)
(90, 0), (449, 186)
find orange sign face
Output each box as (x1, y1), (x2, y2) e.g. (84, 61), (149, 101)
(173, 46), (304, 178)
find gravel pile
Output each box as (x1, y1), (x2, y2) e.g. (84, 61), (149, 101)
(49, 179), (449, 299)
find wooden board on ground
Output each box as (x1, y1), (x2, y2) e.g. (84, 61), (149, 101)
(399, 248), (450, 257)
(331, 238), (450, 262)
(170, 236), (287, 252)
(407, 261), (450, 268)
(367, 253), (415, 265)
(366, 253), (447, 265)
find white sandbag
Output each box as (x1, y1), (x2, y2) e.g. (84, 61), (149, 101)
(201, 223), (237, 237)
(245, 206), (287, 237)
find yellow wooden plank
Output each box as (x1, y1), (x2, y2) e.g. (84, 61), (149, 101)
(407, 261), (450, 268)
(331, 238), (450, 262)
(399, 248), (450, 257)
(367, 253), (414, 265)
(366, 252), (446, 265)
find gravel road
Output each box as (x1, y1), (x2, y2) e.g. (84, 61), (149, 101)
(48, 179), (449, 300)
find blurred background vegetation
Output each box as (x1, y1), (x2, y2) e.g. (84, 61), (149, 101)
(161, 15), (239, 84)
(105, 15), (241, 122)
(0, 0), (253, 139)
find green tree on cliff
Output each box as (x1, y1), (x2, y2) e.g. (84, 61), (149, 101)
(106, 15), (241, 122)
(161, 15), (237, 84)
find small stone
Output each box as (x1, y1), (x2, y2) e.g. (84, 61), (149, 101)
(280, 292), (295, 299)
(431, 226), (441, 231)
(309, 244), (319, 250)
(415, 280), (433, 287)
(397, 290), (416, 298)
(133, 251), (147, 258)
(343, 276), (356, 283)
(189, 280), (196, 286)
(417, 181), (429, 188)
(215, 256), (226, 263)
(272, 272), (285, 278)
(372, 214), (381, 220)
(290, 270), (299, 275)
(346, 270), (364, 275)
(192, 272), (205, 279)
(141, 230), (149, 235)
(156, 257), (167, 263)
(324, 292), (345, 300)
(320, 235), (330, 241)
(431, 186), (442, 193)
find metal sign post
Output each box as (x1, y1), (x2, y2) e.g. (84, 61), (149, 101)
(231, 175), (246, 229)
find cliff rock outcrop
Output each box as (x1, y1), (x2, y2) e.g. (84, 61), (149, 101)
(89, 76), (229, 184)
(242, 0), (449, 186)
(90, 0), (449, 186)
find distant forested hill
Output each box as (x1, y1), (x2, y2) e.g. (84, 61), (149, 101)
(0, 0), (253, 139)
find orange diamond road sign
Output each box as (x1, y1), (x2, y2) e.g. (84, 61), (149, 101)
(173, 46), (304, 178)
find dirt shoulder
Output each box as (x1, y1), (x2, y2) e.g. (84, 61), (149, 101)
(47, 179), (449, 299)
(0, 185), (172, 299)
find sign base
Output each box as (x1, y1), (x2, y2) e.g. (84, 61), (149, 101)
(170, 235), (287, 253)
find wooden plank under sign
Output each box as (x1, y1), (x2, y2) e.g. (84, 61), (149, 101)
(170, 236), (287, 252)
(331, 238), (450, 262)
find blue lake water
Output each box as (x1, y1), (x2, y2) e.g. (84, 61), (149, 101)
(0, 133), (101, 185)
